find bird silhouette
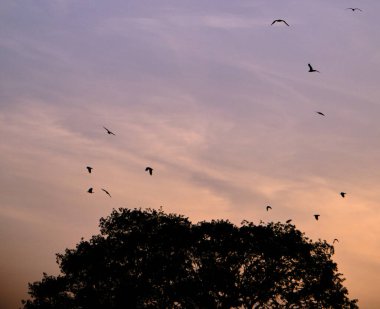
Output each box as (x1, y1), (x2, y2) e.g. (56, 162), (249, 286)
(103, 126), (115, 135)
(314, 214), (320, 220)
(346, 8), (362, 11)
(333, 238), (339, 244)
(316, 111), (325, 116)
(266, 205), (272, 211)
(271, 19), (290, 26)
(308, 63), (320, 73)
(87, 187), (94, 194)
(145, 167), (153, 175)
(286, 219), (292, 223)
(340, 192), (346, 198)
(101, 188), (111, 197)
(86, 166), (93, 173)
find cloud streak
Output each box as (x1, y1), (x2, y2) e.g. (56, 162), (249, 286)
(2, 0), (380, 307)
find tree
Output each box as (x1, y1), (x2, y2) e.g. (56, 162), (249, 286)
(22, 208), (358, 308)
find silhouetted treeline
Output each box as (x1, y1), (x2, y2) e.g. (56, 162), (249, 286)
(22, 208), (358, 308)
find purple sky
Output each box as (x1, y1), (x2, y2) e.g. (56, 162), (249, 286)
(1, 1), (380, 307)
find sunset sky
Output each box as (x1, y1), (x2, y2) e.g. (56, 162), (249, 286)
(1, 0), (380, 307)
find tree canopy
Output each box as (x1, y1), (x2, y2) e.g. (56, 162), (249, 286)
(22, 208), (358, 308)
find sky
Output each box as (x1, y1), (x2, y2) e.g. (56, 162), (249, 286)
(1, 0), (380, 307)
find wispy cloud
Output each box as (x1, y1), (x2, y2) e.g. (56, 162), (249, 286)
(2, 0), (380, 307)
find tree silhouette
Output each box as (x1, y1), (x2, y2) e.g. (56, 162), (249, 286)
(22, 208), (358, 308)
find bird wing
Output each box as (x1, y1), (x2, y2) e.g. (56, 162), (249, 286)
(283, 20), (290, 26)
(102, 188), (111, 197)
(271, 20), (276, 25)
(308, 63), (313, 70)
(103, 126), (115, 135)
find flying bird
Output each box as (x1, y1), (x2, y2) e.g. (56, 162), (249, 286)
(286, 219), (292, 223)
(103, 126), (115, 135)
(87, 187), (94, 194)
(308, 63), (320, 73)
(86, 166), (93, 173)
(340, 192), (346, 198)
(145, 167), (153, 175)
(346, 8), (362, 11)
(266, 205), (272, 211)
(271, 19), (290, 26)
(101, 188), (111, 197)
(316, 111), (325, 116)
(333, 238), (339, 244)
(314, 214), (320, 221)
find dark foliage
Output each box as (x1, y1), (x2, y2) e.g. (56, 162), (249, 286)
(22, 208), (358, 308)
